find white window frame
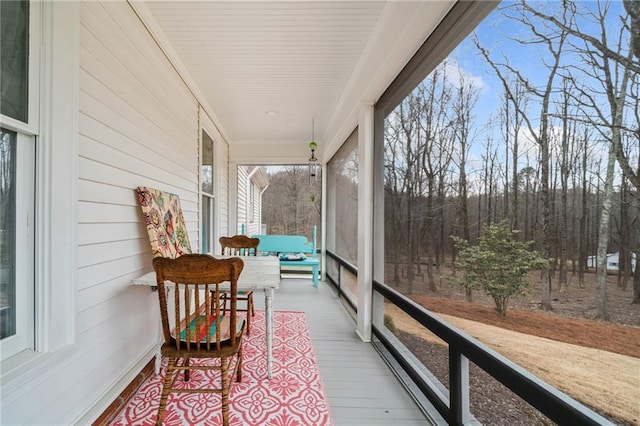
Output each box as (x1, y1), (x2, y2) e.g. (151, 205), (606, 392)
(1, 0), (78, 386)
(201, 129), (215, 254)
(0, 131), (35, 359)
(0, 0), (40, 360)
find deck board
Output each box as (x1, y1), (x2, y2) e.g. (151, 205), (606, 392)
(254, 277), (433, 425)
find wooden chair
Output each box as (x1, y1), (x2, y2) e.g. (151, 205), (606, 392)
(218, 235), (260, 334)
(153, 254), (245, 426)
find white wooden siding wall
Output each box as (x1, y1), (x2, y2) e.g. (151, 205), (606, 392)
(72, 2), (198, 423)
(248, 180), (261, 236)
(237, 165), (248, 234)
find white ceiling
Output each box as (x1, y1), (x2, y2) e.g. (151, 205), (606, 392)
(141, 1), (455, 162)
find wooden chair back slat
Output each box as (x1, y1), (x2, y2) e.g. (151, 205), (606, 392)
(220, 235), (260, 256)
(153, 254), (244, 350)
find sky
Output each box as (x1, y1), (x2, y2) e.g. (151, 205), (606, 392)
(427, 0), (635, 184)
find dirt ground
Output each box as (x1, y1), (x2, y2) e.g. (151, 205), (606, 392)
(384, 267), (640, 425)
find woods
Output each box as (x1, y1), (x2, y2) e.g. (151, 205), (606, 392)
(261, 165), (321, 238)
(382, 0), (639, 318)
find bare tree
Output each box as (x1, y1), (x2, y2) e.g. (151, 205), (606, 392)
(262, 166), (320, 236)
(475, 0), (569, 311)
(558, 1), (636, 319)
(385, 109), (411, 286)
(450, 66), (480, 301)
(523, 1), (640, 192)
(577, 127), (593, 288)
(416, 68), (454, 291)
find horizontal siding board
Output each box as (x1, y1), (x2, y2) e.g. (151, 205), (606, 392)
(76, 289), (157, 351)
(78, 57), (194, 170)
(78, 180), (140, 205)
(78, 291), (133, 334)
(77, 42), (194, 159)
(78, 223), (145, 246)
(78, 239), (149, 268)
(77, 92), (195, 179)
(78, 201), (140, 224)
(77, 255), (147, 293)
(97, 2), (196, 122)
(25, 295), (157, 424)
(9, 286), (155, 423)
(80, 2), (196, 139)
(77, 158), (198, 206)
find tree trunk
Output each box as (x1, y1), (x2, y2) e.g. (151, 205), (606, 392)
(633, 250), (640, 304)
(578, 132), (588, 288)
(596, 144), (616, 320)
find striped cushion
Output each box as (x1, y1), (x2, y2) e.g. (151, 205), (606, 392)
(178, 315), (244, 343)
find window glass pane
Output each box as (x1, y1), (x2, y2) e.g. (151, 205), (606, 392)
(0, 1), (29, 122)
(201, 195), (212, 254)
(0, 129), (17, 339)
(327, 130), (358, 265)
(201, 131), (213, 194)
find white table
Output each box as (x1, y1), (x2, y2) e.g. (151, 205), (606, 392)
(131, 255), (280, 379)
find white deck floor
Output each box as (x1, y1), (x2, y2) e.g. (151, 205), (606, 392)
(254, 277), (431, 426)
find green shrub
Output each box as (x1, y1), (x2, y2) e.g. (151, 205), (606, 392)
(452, 221), (547, 316)
(384, 314), (398, 335)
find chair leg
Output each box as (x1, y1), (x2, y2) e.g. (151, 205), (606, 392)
(184, 357), (190, 382)
(237, 341), (243, 382)
(246, 303), (251, 335)
(156, 357), (175, 426)
(221, 357), (229, 426)
(250, 294), (255, 317)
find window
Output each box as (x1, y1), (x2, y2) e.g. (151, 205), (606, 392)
(0, 0), (36, 360)
(201, 130), (215, 253)
(326, 129), (359, 304)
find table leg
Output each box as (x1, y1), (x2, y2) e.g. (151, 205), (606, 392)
(154, 287), (169, 375)
(154, 317), (162, 374)
(265, 288), (274, 379)
(154, 348), (161, 375)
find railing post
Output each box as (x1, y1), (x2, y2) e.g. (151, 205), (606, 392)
(312, 225), (317, 258)
(449, 346), (470, 425)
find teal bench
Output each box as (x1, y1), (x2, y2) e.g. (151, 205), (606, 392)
(252, 226), (319, 287)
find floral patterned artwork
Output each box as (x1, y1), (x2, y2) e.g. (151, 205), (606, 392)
(136, 186), (192, 259)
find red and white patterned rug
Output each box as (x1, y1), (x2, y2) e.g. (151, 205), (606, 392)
(110, 311), (333, 426)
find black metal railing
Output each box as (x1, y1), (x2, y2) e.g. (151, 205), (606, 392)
(373, 281), (612, 425)
(325, 250), (357, 313)
(324, 250), (612, 426)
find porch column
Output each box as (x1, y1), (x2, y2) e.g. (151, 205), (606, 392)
(356, 104), (374, 341)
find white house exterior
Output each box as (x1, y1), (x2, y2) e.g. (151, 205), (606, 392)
(587, 252), (637, 273)
(236, 166), (269, 236)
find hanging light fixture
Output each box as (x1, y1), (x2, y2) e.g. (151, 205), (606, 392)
(308, 119), (318, 184)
